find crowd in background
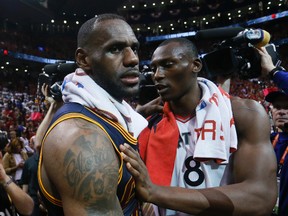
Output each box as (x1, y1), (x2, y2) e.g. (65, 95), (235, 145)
(0, 12), (287, 216)
(0, 28), (76, 60)
(0, 73), (279, 148)
(0, 87), (46, 147)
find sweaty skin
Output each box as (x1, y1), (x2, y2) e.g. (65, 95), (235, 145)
(121, 97), (277, 216)
(40, 17), (141, 216)
(120, 39), (277, 216)
(41, 118), (122, 215)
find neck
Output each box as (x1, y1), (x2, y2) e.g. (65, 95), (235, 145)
(170, 84), (202, 116)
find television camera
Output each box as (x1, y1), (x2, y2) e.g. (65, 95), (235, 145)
(196, 27), (281, 80)
(38, 61), (77, 101)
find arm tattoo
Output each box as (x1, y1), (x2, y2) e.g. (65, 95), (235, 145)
(63, 124), (119, 212)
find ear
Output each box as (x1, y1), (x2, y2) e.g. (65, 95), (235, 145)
(75, 48), (91, 71)
(192, 58), (202, 73)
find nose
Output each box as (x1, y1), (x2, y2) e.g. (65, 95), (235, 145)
(153, 67), (165, 81)
(123, 47), (139, 67)
(274, 108), (288, 116)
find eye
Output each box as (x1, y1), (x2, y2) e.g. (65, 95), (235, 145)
(109, 45), (123, 53)
(150, 65), (156, 73)
(163, 61), (174, 68)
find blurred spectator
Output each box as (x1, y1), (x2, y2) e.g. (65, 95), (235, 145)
(229, 77), (276, 101)
(27, 106), (43, 123)
(29, 135), (37, 156)
(20, 129), (34, 157)
(21, 136), (42, 216)
(8, 130), (17, 142)
(0, 141), (34, 215)
(0, 119), (7, 132)
(2, 137), (28, 185)
(263, 87), (288, 216)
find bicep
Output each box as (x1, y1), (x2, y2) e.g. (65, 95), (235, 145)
(229, 100), (277, 210)
(232, 100), (276, 182)
(43, 118), (122, 215)
(211, 99), (278, 214)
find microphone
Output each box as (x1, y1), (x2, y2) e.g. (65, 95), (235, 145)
(43, 64), (58, 75)
(43, 63), (77, 75)
(195, 27), (270, 48)
(229, 29), (271, 48)
(57, 63), (77, 74)
(195, 27), (245, 40)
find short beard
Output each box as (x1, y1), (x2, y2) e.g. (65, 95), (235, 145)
(97, 78), (139, 102)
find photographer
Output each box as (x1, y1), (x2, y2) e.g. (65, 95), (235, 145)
(257, 46), (288, 94)
(258, 42), (288, 216)
(35, 83), (63, 152)
(35, 61), (70, 152)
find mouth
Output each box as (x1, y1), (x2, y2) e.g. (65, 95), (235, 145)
(120, 70), (140, 86)
(277, 118), (288, 122)
(155, 83), (168, 93)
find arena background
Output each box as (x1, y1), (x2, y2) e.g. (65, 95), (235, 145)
(0, 0), (287, 102)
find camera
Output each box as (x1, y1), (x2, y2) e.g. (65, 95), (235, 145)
(137, 65), (159, 105)
(198, 28), (281, 80)
(38, 61), (77, 101)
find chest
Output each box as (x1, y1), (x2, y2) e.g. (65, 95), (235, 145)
(172, 118), (229, 189)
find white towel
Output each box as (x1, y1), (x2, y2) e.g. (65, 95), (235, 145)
(61, 68), (148, 138)
(138, 77), (238, 187)
(194, 78), (238, 163)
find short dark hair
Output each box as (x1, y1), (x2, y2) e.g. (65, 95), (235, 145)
(77, 13), (126, 48)
(158, 38), (199, 58)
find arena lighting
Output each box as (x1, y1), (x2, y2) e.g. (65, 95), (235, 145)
(145, 10), (288, 42)
(146, 31), (196, 42)
(3, 49), (8, 56)
(229, 10), (288, 27)
(1, 49), (74, 64)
